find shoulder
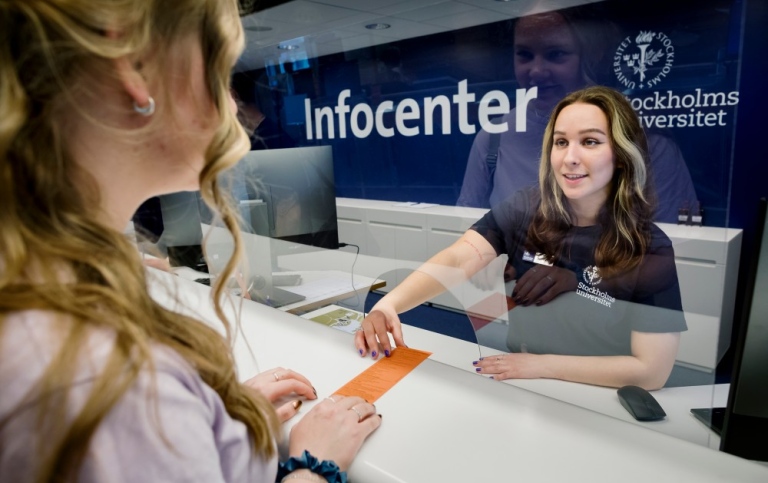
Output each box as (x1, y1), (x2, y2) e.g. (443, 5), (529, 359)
(0, 311), (275, 482)
(488, 185), (540, 228)
(648, 223), (674, 249)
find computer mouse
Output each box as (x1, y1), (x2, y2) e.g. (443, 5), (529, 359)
(617, 385), (667, 421)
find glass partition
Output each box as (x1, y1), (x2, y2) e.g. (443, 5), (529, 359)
(130, 0), (758, 455)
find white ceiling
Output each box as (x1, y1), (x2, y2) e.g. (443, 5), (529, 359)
(237, 0), (598, 72)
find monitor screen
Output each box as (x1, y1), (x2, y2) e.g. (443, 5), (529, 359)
(238, 145), (339, 252)
(720, 197), (768, 460)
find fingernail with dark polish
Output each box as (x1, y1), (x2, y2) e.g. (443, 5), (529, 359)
(479, 357), (484, 361)
(371, 351), (377, 358)
(359, 349), (363, 356)
(292, 400), (302, 410)
(475, 367), (482, 372)
(384, 350), (390, 357)
(312, 387), (317, 396)
(378, 414), (383, 419)
(489, 376), (494, 380)
(472, 360), (478, 365)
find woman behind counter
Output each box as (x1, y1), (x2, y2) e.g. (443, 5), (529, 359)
(357, 86), (687, 391)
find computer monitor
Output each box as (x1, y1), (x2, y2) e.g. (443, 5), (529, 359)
(719, 197), (768, 460)
(692, 198), (768, 461)
(238, 145), (340, 259)
(133, 192), (207, 272)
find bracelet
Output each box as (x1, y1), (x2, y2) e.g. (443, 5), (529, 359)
(276, 450), (347, 483)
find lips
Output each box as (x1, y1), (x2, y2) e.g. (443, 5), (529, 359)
(563, 173), (587, 180)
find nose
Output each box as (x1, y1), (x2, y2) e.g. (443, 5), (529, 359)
(563, 143), (580, 166)
(528, 56), (549, 84)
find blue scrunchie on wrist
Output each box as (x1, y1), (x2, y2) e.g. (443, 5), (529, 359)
(276, 450), (347, 483)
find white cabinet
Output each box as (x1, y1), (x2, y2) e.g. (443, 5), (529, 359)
(336, 198), (742, 371)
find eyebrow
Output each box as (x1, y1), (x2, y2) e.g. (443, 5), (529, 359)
(553, 128), (607, 136)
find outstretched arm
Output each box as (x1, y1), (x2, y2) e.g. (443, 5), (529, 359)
(355, 229), (497, 358)
(474, 330), (680, 390)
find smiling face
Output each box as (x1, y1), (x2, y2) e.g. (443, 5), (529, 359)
(514, 12), (584, 112)
(550, 102), (615, 224)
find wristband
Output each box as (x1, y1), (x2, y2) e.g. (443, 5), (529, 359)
(276, 450), (347, 483)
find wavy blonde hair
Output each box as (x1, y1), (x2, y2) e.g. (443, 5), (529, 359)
(0, 0), (279, 480)
(528, 86), (654, 274)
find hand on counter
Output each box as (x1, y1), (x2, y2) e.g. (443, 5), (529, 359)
(243, 367), (317, 422)
(355, 308), (406, 359)
(289, 394), (381, 471)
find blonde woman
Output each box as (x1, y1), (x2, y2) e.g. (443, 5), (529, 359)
(0, 1), (378, 482)
(358, 86), (687, 390)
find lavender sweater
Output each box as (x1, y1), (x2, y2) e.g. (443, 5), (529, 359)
(0, 310), (277, 482)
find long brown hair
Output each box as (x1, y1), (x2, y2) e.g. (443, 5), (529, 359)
(527, 86), (654, 274)
(0, 0), (278, 481)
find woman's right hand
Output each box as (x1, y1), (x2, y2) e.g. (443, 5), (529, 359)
(354, 306), (405, 359)
(288, 394), (382, 471)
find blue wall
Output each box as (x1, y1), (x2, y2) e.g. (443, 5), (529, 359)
(241, 0), (756, 228)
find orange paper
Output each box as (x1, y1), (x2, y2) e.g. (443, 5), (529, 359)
(335, 347), (432, 403)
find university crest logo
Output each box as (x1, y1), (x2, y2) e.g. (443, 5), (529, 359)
(583, 265), (602, 286)
(614, 31), (675, 90)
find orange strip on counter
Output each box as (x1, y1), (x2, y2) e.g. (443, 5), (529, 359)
(335, 347), (432, 403)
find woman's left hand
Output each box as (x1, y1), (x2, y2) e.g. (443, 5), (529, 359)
(472, 353), (547, 381)
(243, 367), (317, 422)
(512, 265), (577, 306)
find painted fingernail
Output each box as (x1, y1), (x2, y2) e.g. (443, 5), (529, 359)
(475, 367), (482, 372)
(292, 400), (302, 410)
(359, 349), (364, 356)
(384, 350), (390, 357)
(312, 387), (317, 396)
(489, 376), (494, 380)
(378, 414), (383, 419)
(371, 351), (377, 358)
(479, 357), (484, 361)
(472, 360), (478, 365)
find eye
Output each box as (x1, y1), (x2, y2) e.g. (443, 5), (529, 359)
(515, 49), (533, 62)
(582, 138), (602, 146)
(554, 138), (568, 147)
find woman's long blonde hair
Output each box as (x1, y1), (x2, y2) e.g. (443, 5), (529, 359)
(0, 0), (279, 480)
(528, 86), (654, 274)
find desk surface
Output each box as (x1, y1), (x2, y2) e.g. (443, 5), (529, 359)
(149, 270), (768, 482)
(276, 270), (385, 314)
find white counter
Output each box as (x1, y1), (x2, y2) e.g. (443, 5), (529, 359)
(148, 270), (768, 482)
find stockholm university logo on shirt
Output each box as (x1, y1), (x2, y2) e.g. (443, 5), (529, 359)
(577, 266), (615, 308)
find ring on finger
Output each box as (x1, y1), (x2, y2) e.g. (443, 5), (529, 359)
(350, 405), (364, 422)
(273, 371), (280, 382)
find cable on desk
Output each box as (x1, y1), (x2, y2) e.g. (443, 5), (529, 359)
(337, 243), (361, 309)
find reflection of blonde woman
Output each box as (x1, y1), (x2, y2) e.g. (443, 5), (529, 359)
(0, 1), (378, 481)
(359, 87), (686, 391)
(457, 7), (698, 223)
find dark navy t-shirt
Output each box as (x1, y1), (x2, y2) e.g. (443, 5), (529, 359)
(471, 186), (687, 356)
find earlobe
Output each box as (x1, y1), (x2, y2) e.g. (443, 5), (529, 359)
(113, 55), (152, 113)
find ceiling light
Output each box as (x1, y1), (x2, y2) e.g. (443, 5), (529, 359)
(365, 23), (391, 30)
